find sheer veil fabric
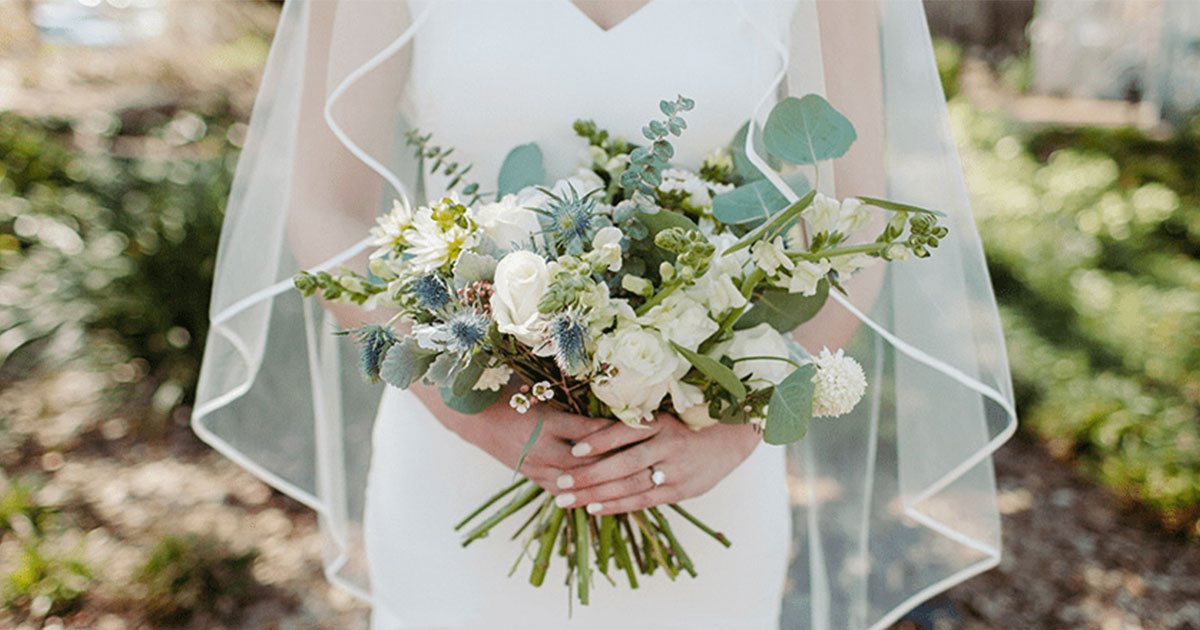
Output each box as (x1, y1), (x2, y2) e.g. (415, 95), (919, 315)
(191, 1), (1018, 628)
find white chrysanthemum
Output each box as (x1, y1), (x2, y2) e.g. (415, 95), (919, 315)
(369, 198), (416, 258)
(811, 348), (867, 418)
(473, 364), (513, 392)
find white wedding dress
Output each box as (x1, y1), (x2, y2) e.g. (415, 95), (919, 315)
(362, 1), (802, 628)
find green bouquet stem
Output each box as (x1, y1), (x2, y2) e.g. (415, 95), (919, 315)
(457, 475), (730, 606)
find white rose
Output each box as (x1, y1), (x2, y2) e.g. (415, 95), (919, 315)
(490, 250), (549, 348)
(470, 193), (541, 250)
(787, 258), (831, 296)
(724, 322), (793, 385)
(638, 293), (718, 351)
(830, 253), (877, 278)
(591, 325), (679, 425)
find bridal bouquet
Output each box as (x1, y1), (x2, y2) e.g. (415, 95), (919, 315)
(295, 94), (946, 605)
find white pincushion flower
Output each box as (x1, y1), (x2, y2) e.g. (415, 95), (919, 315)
(810, 348), (867, 418)
(369, 198), (417, 257)
(787, 258), (832, 296)
(470, 193), (540, 250)
(751, 237), (795, 277)
(490, 250), (550, 348)
(473, 364), (513, 392)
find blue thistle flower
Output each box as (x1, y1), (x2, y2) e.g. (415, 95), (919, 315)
(340, 324), (397, 383)
(546, 310), (591, 376)
(445, 310), (491, 355)
(411, 274), (452, 311)
(538, 184), (605, 255)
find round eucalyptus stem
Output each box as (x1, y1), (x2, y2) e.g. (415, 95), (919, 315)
(573, 507), (591, 605)
(530, 506), (567, 587)
(509, 495), (554, 577)
(461, 484), (543, 547)
(649, 506), (697, 577)
(668, 503), (731, 547)
(633, 510), (676, 579)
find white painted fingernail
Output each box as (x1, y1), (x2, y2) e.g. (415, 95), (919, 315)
(555, 493), (576, 508)
(556, 474), (574, 489)
(586, 502), (602, 514)
(571, 442), (592, 457)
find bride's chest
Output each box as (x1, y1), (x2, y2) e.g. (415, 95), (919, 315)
(404, 0), (800, 183)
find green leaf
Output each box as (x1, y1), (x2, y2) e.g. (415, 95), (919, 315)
(635, 209), (699, 239)
(856, 196), (947, 217)
(451, 354), (487, 398)
(763, 95), (856, 166)
(424, 352), (461, 387)
(439, 387), (501, 415)
(729, 120), (780, 182)
(496, 143), (545, 198)
(712, 171), (810, 226)
(764, 364), (816, 445)
(514, 411), (545, 478)
(734, 280), (829, 333)
(379, 338), (436, 389)
(670, 341), (747, 401)
(453, 251), (498, 287)
(725, 189), (817, 256)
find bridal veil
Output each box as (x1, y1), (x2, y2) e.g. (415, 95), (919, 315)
(191, 2), (1018, 628)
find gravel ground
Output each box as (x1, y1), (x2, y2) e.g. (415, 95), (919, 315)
(2, 368), (1198, 629)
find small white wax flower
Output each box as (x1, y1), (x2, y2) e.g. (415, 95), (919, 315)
(509, 392), (532, 414)
(787, 258), (832, 296)
(531, 381), (555, 401)
(810, 348), (867, 418)
(473, 364), (513, 392)
(751, 237), (795, 277)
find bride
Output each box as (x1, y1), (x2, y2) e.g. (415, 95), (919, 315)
(191, 1), (1018, 629)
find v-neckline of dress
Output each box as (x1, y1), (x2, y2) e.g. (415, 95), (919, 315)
(564, 0), (656, 34)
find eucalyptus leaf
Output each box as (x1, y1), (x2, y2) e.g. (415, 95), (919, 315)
(856, 196), (947, 217)
(712, 171), (810, 226)
(729, 120), (780, 182)
(496, 143), (545, 198)
(380, 338), (436, 389)
(670, 341), (746, 401)
(764, 364), (816, 445)
(635, 209), (699, 239)
(763, 95), (856, 166)
(734, 281), (829, 333)
(440, 387), (501, 415)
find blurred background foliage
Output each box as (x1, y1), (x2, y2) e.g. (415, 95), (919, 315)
(0, 0), (1198, 627)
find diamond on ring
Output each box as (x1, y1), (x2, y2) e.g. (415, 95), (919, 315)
(650, 468), (667, 487)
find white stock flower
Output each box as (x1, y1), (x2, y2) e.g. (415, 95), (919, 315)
(835, 197), (872, 234)
(490, 250), (550, 348)
(751, 237), (795, 277)
(803, 193), (842, 235)
(590, 325), (679, 426)
(787, 258), (831, 296)
(724, 323), (792, 385)
(830, 253), (877, 278)
(473, 364), (513, 391)
(638, 293), (718, 351)
(470, 193), (540, 250)
(810, 348), (867, 417)
(584, 226), (624, 272)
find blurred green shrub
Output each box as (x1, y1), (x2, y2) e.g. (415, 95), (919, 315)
(933, 37), (963, 100)
(0, 477), (93, 619)
(0, 109), (238, 418)
(951, 100), (1200, 538)
(135, 534), (260, 626)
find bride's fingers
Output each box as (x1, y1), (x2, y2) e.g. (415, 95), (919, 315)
(569, 421), (660, 458)
(560, 439), (665, 490)
(585, 485), (681, 516)
(552, 465), (660, 509)
(545, 411), (612, 442)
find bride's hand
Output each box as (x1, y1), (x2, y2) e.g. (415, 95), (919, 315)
(551, 413), (761, 515)
(412, 382), (610, 492)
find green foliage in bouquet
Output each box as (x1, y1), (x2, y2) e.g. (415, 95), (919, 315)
(294, 93), (951, 604)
